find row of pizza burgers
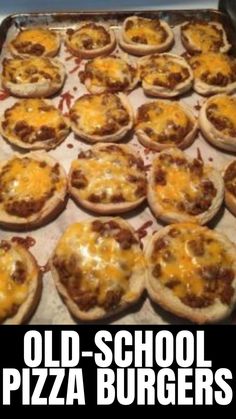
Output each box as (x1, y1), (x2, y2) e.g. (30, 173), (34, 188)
(1, 17), (236, 325)
(0, 145), (236, 326)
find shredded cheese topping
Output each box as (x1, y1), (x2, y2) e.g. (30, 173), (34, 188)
(124, 17), (167, 45)
(2, 57), (62, 84)
(0, 157), (64, 202)
(0, 244), (32, 321)
(12, 27), (58, 54)
(68, 24), (110, 50)
(151, 224), (235, 305)
(70, 93), (129, 135)
(182, 22), (223, 53)
(71, 146), (146, 203)
(2, 99), (66, 142)
(139, 54), (189, 86)
(136, 101), (190, 143)
(190, 53), (233, 79)
(55, 221), (144, 305)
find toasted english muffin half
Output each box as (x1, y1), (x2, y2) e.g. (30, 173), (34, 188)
(135, 100), (198, 151)
(138, 53), (193, 97)
(0, 98), (70, 151)
(79, 55), (139, 94)
(9, 27), (61, 58)
(69, 92), (133, 143)
(119, 16), (174, 56)
(181, 20), (231, 54)
(69, 143), (146, 214)
(0, 239), (42, 324)
(0, 152), (67, 230)
(223, 159), (236, 217)
(199, 94), (236, 152)
(189, 52), (236, 96)
(145, 223), (236, 324)
(2, 57), (66, 98)
(65, 22), (116, 58)
(147, 148), (224, 225)
(50, 217), (146, 321)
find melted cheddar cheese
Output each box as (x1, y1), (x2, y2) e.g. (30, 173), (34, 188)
(55, 220), (144, 305)
(0, 244), (31, 321)
(124, 17), (167, 45)
(11, 27), (58, 55)
(2, 57), (62, 84)
(151, 224), (235, 305)
(190, 53), (233, 80)
(136, 101), (191, 143)
(68, 23), (110, 50)
(69, 93), (129, 135)
(83, 56), (136, 90)
(139, 55), (189, 86)
(153, 154), (211, 215)
(2, 99), (67, 143)
(71, 146), (146, 203)
(182, 22), (223, 53)
(0, 157), (64, 205)
(156, 166), (199, 207)
(207, 95), (236, 132)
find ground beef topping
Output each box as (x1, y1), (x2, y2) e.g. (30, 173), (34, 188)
(136, 101), (193, 145)
(139, 54), (191, 89)
(181, 21), (225, 53)
(67, 23), (111, 50)
(224, 160), (236, 196)
(152, 153), (216, 216)
(69, 93), (130, 136)
(53, 220), (143, 312)
(150, 225), (235, 308)
(70, 146), (146, 204)
(0, 157), (63, 217)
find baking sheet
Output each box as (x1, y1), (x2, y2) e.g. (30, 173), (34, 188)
(0, 10), (235, 324)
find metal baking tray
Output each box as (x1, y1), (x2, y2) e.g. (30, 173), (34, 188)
(0, 9), (235, 325)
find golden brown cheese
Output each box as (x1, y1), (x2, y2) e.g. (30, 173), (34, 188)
(206, 95), (236, 135)
(0, 158), (64, 203)
(2, 57), (61, 84)
(0, 244), (31, 321)
(80, 56), (136, 91)
(139, 55), (189, 86)
(136, 101), (190, 143)
(153, 157), (212, 215)
(190, 53), (233, 80)
(11, 27), (58, 55)
(55, 221), (143, 305)
(224, 160), (236, 197)
(71, 146), (146, 203)
(151, 224), (235, 306)
(68, 23), (110, 50)
(125, 17), (166, 45)
(2, 99), (66, 143)
(182, 22), (223, 52)
(69, 93), (129, 135)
